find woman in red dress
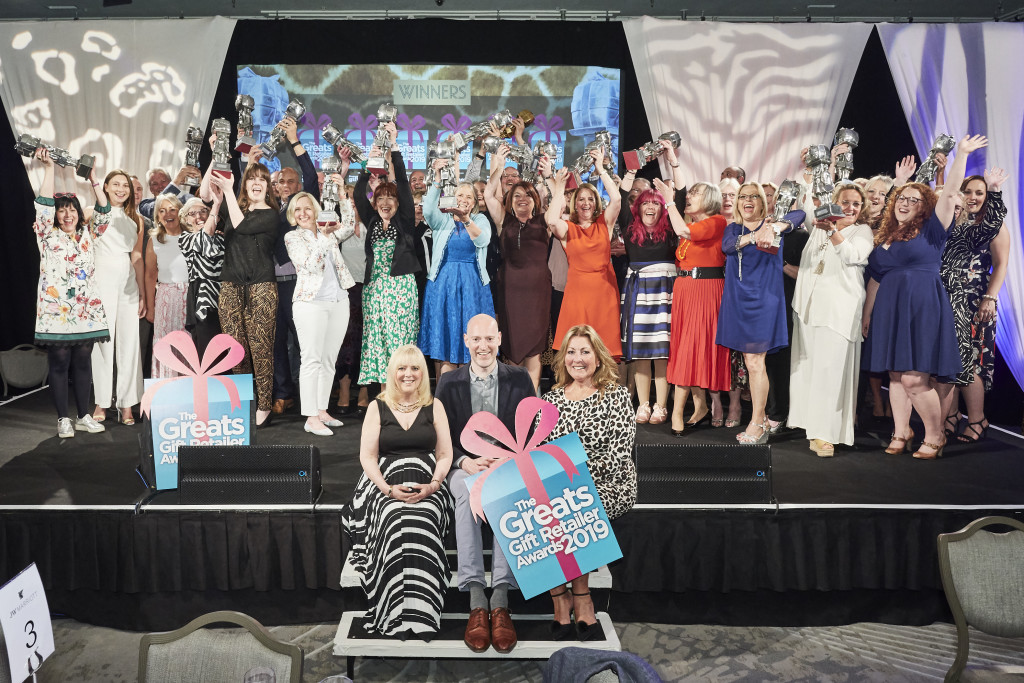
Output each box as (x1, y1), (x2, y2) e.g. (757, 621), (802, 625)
(663, 180), (728, 435)
(544, 148), (622, 357)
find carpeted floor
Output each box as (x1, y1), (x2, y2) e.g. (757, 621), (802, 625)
(33, 617), (1024, 682)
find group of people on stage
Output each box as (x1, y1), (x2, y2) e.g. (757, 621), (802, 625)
(27, 101), (1010, 644)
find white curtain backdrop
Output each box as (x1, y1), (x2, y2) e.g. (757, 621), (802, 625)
(879, 23), (1024, 391)
(622, 18), (873, 186)
(0, 18), (236, 192)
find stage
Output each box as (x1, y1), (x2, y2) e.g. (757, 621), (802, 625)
(1, 386), (1022, 632)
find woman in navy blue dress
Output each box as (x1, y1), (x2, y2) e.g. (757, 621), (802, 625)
(861, 135), (987, 460)
(717, 182), (804, 444)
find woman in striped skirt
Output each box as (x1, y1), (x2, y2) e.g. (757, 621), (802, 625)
(620, 187), (678, 425)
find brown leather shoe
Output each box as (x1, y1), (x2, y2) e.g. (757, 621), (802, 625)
(463, 607), (490, 653)
(489, 607), (517, 654)
(271, 398), (294, 415)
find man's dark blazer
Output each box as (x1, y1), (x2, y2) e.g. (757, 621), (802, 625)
(435, 363), (536, 463)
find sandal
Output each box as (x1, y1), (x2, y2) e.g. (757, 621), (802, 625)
(956, 419), (989, 443)
(944, 411), (963, 439)
(884, 430), (914, 454)
(737, 420), (769, 445)
(117, 408), (135, 426)
(913, 436), (947, 460)
(92, 407), (107, 423)
(549, 586), (575, 640)
(809, 439), (834, 457)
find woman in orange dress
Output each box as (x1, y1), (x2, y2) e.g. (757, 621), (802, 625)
(664, 180), (728, 435)
(544, 148), (622, 357)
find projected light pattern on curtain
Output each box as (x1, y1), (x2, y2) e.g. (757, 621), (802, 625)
(622, 18), (872, 186)
(0, 18), (235, 191)
(879, 23), (1024, 392)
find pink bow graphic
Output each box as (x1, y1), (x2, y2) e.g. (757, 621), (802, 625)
(396, 112), (427, 146)
(438, 113), (472, 142)
(298, 112), (332, 145)
(461, 397), (581, 578)
(528, 114), (565, 145)
(140, 331), (246, 443)
(345, 112), (378, 145)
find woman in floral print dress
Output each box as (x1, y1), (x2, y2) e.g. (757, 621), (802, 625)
(353, 123), (421, 385)
(30, 148), (111, 438)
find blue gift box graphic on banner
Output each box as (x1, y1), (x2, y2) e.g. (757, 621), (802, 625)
(464, 397), (622, 600)
(141, 331), (254, 490)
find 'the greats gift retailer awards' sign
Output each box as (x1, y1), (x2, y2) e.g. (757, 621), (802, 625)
(0, 563), (54, 682)
(141, 332), (253, 490)
(464, 398), (622, 599)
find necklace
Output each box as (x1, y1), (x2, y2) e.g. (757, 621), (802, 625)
(516, 219), (526, 249)
(393, 400), (420, 413)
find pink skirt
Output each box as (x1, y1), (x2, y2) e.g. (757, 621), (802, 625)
(153, 282), (187, 378)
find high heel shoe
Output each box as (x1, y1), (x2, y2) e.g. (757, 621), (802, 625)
(686, 410), (711, 429)
(913, 436), (946, 460)
(92, 407), (107, 423)
(956, 419), (989, 443)
(549, 586), (575, 641)
(571, 590), (600, 642)
(884, 430), (914, 455)
(737, 420), (770, 445)
(117, 408), (135, 426)
(944, 411), (963, 439)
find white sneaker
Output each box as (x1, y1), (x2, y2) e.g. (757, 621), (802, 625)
(304, 422), (333, 437)
(58, 418), (75, 438)
(75, 414), (106, 433)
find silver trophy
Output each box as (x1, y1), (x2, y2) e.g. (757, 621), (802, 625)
(210, 118), (233, 178)
(833, 128), (859, 182)
(564, 150), (596, 190)
(424, 140), (439, 187)
(366, 103), (398, 176)
(259, 98), (306, 160)
(435, 138), (460, 212)
(181, 125), (203, 191)
(234, 94), (257, 154)
(805, 144), (843, 222)
(14, 133), (95, 179)
(445, 111), (507, 152)
(318, 155), (342, 226)
(529, 140), (557, 180)
(322, 123), (366, 165)
(505, 142), (536, 182)
(914, 133), (956, 184)
(622, 130), (682, 171)
(759, 178), (801, 254)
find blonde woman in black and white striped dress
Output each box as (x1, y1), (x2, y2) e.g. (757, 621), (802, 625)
(178, 195), (224, 358)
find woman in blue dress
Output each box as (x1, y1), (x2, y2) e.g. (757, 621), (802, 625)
(861, 134), (986, 460)
(717, 182), (804, 444)
(418, 159), (494, 377)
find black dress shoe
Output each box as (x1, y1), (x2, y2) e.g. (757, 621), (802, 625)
(576, 619), (601, 641)
(256, 413), (273, 429)
(549, 621), (575, 641)
(671, 429), (685, 438)
(686, 412), (712, 429)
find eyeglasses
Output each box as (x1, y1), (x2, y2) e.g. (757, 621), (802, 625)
(895, 195), (922, 205)
(839, 200), (863, 208)
(54, 192), (77, 199)
(686, 189), (702, 197)
(736, 194), (760, 201)
(186, 210), (209, 218)
(721, 193), (737, 200)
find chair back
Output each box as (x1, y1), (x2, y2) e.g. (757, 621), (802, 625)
(0, 344), (48, 397)
(138, 610), (302, 683)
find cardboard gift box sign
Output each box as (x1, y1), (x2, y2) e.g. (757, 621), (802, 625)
(141, 331), (254, 490)
(463, 397), (622, 600)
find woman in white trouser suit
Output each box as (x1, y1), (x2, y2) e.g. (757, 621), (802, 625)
(285, 189), (357, 436)
(91, 169), (145, 424)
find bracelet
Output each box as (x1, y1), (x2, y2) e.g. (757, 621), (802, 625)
(476, 154), (485, 160)
(670, 163), (680, 168)
(385, 485), (393, 498)
(290, 140), (302, 148)
(91, 182), (100, 187)
(665, 201), (676, 208)
(981, 294), (998, 304)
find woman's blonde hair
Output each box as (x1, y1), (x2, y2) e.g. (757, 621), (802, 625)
(377, 344), (434, 409)
(179, 198), (209, 233)
(552, 325), (619, 397)
(150, 193), (183, 244)
(731, 182), (767, 224)
(286, 192), (322, 227)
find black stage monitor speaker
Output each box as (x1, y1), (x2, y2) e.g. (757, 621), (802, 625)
(177, 445), (321, 505)
(633, 443), (772, 504)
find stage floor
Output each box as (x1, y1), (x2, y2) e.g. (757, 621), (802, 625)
(2, 386), (1022, 509)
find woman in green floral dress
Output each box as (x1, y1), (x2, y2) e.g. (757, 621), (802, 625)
(353, 126), (422, 385)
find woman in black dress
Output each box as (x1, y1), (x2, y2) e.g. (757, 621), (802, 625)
(940, 169), (1010, 442)
(343, 344), (455, 637)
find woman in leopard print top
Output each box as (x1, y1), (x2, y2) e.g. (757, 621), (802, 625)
(542, 324), (636, 641)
